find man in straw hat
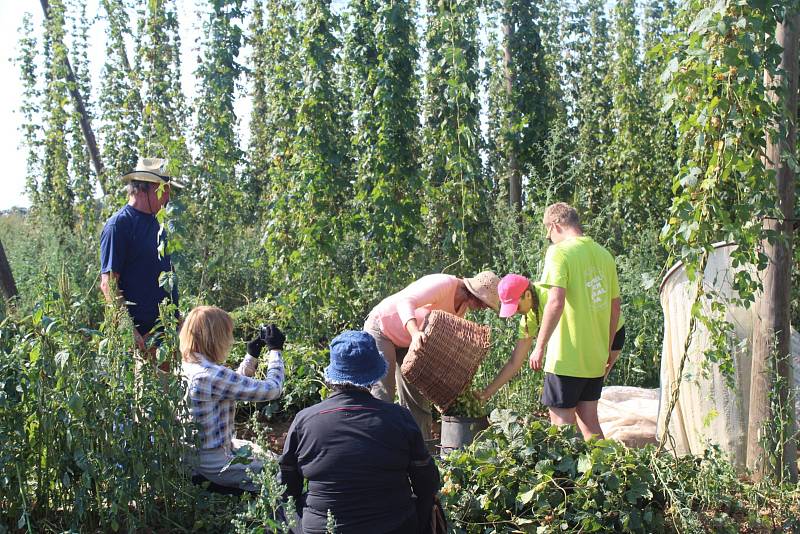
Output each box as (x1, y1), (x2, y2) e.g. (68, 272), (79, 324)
(280, 330), (440, 533)
(527, 202), (621, 440)
(364, 271), (500, 439)
(100, 158), (185, 360)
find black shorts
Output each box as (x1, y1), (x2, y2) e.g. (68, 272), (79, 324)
(611, 326), (626, 351)
(541, 373), (604, 409)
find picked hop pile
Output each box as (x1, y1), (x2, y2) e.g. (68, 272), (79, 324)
(443, 390), (487, 418)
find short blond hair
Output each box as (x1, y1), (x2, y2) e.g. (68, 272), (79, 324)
(180, 306), (234, 364)
(544, 202), (581, 230)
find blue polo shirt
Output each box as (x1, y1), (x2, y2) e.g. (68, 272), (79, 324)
(100, 204), (178, 334)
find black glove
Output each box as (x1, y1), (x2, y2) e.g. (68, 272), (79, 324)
(262, 323), (286, 351)
(247, 337), (266, 358)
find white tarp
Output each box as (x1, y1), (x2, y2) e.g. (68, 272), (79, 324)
(657, 243), (800, 470)
(598, 386), (659, 447)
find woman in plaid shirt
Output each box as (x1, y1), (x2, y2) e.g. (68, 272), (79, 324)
(180, 306), (286, 492)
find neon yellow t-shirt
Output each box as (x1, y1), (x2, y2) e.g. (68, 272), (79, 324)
(537, 236), (620, 378)
(518, 283), (624, 339)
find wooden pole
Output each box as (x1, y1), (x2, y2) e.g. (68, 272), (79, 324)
(0, 237), (18, 300)
(40, 0), (108, 196)
(503, 2), (521, 212)
(747, 12), (799, 482)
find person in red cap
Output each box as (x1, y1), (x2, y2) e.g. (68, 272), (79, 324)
(481, 274), (625, 404)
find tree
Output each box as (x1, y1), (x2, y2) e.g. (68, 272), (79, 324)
(748, 9), (798, 483)
(247, 0), (300, 204)
(345, 0), (421, 293)
(660, 0), (793, 481)
(421, 0), (487, 269)
(41, 0), (76, 230)
(0, 238), (18, 301)
(16, 14), (43, 210)
(136, 0), (191, 175)
(563, 0), (613, 218)
(606, 0), (647, 240)
(187, 0), (247, 301)
(99, 0), (142, 184)
(496, 0), (550, 212)
(66, 0), (97, 222)
(263, 0), (354, 332)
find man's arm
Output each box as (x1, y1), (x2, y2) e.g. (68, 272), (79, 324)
(605, 297), (622, 377)
(100, 271), (121, 303)
(529, 286), (565, 370)
(481, 337), (533, 400)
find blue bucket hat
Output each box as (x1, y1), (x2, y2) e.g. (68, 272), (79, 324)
(324, 331), (388, 388)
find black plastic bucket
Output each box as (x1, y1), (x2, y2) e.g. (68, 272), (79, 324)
(440, 415), (488, 454)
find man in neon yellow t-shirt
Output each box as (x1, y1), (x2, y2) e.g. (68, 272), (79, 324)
(480, 274), (625, 404)
(529, 202), (621, 439)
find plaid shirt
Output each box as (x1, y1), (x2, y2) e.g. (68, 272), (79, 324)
(182, 352), (285, 450)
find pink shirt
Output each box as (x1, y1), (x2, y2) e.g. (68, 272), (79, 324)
(369, 274), (468, 347)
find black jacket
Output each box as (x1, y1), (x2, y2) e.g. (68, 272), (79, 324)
(279, 389), (440, 534)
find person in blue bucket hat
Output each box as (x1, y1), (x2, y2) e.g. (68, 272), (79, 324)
(279, 331), (441, 534)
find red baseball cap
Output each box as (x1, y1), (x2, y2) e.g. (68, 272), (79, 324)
(498, 274), (530, 318)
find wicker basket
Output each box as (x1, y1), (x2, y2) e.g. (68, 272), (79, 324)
(400, 310), (491, 412)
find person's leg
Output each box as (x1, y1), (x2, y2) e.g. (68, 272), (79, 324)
(575, 400), (604, 440)
(196, 445), (263, 492)
(364, 317), (398, 402)
(574, 376), (605, 439)
(233, 437), (276, 461)
(396, 347), (433, 440)
(542, 373), (580, 431)
(548, 406), (577, 426)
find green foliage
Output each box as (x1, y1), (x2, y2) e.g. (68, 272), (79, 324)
(438, 410), (796, 533)
(659, 0), (786, 393)
(231, 423), (297, 534)
(0, 274), (238, 533)
(136, 0), (192, 171)
(563, 0), (613, 217)
(99, 0), (142, 188)
(444, 389), (486, 418)
(345, 0), (422, 296)
(257, 345), (327, 422)
(440, 411), (667, 532)
(421, 0), (488, 270)
(15, 14), (43, 210)
(41, 0), (76, 231)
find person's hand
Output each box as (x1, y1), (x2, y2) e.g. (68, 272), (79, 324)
(409, 331), (427, 353)
(529, 345), (545, 371)
(247, 337), (266, 358)
(476, 389), (489, 403)
(133, 328), (146, 351)
(262, 324), (286, 351)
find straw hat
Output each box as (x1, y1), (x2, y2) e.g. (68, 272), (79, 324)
(463, 271), (501, 312)
(122, 158), (185, 189)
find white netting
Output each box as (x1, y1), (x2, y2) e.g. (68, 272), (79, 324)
(657, 243), (800, 470)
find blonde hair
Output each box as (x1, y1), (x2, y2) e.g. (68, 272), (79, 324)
(180, 306), (234, 364)
(544, 202), (581, 230)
